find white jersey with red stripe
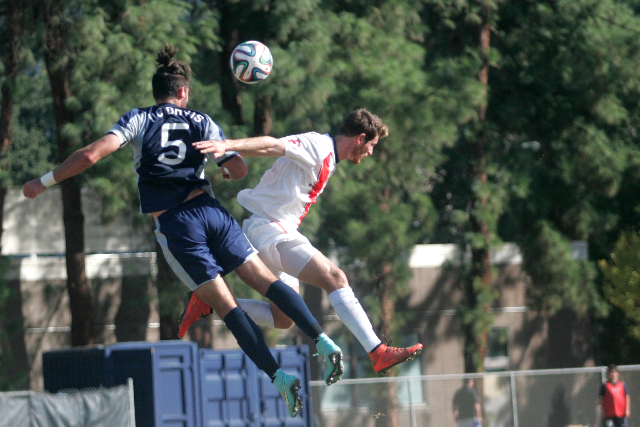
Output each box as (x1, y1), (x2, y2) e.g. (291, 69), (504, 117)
(237, 132), (338, 227)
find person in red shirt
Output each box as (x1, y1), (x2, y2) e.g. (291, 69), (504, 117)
(599, 364), (631, 427)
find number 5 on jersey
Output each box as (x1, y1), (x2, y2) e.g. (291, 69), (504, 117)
(159, 123), (189, 165)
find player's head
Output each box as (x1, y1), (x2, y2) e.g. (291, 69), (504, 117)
(607, 364), (619, 382)
(339, 108), (389, 142)
(153, 44), (192, 104)
(338, 109), (389, 164)
(463, 377), (474, 388)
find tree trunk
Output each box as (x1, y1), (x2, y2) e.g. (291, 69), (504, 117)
(43, 1), (94, 346)
(375, 266), (400, 427)
(219, 0), (245, 125)
(0, 0), (21, 245)
(463, 1), (493, 375)
(254, 95), (272, 136)
(461, 4), (494, 420)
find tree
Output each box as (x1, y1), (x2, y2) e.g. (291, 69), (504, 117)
(421, 0), (505, 375)
(0, 0), (34, 389)
(316, 2), (474, 426)
(39, 0), (95, 346)
(599, 231), (640, 340)
(32, 0), (217, 345)
(492, 0), (640, 318)
(75, 0), (218, 341)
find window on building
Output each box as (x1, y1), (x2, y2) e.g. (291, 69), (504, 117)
(484, 327), (510, 372)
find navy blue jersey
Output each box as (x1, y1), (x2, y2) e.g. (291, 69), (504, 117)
(108, 102), (236, 213)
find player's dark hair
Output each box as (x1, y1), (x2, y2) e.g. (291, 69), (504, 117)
(152, 44), (192, 101)
(338, 108), (389, 142)
(607, 364), (618, 373)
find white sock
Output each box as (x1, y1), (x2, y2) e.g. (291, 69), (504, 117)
(236, 299), (275, 328)
(328, 287), (382, 352)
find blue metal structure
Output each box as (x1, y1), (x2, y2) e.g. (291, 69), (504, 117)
(43, 341), (312, 427)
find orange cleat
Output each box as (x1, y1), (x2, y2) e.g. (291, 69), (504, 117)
(178, 292), (213, 338)
(369, 342), (424, 375)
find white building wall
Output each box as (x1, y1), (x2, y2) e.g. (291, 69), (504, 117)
(2, 186), (151, 256)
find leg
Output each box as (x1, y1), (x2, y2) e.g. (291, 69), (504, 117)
(235, 256), (323, 339)
(193, 276), (303, 417)
(235, 257), (344, 386)
(154, 200), (302, 417)
(297, 252), (423, 374)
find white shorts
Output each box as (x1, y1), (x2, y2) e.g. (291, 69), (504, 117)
(242, 215), (318, 288)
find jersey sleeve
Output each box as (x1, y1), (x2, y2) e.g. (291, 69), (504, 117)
(203, 114), (238, 166)
(107, 108), (146, 147)
(283, 132), (329, 170)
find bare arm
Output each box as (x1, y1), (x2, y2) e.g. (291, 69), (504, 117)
(193, 136), (285, 159)
(23, 133), (121, 199)
(627, 393), (631, 418)
(475, 402), (482, 420)
(219, 155), (248, 180)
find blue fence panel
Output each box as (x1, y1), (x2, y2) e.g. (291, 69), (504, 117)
(261, 346), (312, 427)
(199, 349), (261, 427)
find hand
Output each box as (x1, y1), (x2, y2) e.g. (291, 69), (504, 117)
(193, 139), (227, 157)
(23, 179), (46, 199)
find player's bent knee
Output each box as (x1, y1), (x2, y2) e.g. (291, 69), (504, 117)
(327, 267), (349, 290)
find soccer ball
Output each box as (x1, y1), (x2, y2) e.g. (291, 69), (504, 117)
(230, 41), (273, 84)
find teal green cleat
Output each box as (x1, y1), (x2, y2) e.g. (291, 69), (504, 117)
(314, 333), (344, 385)
(272, 369), (302, 418)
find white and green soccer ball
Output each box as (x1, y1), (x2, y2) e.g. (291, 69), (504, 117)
(230, 41), (273, 84)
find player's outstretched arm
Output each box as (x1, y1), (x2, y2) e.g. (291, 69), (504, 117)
(23, 133), (121, 199)
(194, 136), (285, 158)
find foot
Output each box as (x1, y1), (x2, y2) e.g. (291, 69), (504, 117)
(178, 292), (213, 338)
(369, 342), (423, 374)
(272, 369), (303, 418)
(314, 333), (344, 385)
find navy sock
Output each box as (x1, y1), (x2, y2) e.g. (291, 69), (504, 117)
(223, 307), (279, 379)
(265, 280), (323, 340)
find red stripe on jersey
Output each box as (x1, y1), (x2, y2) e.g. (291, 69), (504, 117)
(274, 222), (288, 233)
(298, 153), (333, 224)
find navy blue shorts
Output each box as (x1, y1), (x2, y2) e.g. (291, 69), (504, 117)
(154, 193), (257, 290)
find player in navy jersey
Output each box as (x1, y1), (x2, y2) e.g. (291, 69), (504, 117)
(22, 44), (344, 418)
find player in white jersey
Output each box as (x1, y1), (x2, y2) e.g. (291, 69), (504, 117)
(22, 44), (344, 418)
(186, 109), (423, 375)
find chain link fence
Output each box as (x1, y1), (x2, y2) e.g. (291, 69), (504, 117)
(310, 365), (640, 427)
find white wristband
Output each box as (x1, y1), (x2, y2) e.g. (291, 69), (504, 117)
(40, 171), (58, 188)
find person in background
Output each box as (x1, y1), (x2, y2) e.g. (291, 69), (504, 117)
(452, 378), (482, 427)
(598, 364), (631, 427)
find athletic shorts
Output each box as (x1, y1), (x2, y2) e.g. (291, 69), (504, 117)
(242, 215), (318, 287)
(154, 193), (257, 291)
(603, 417), (628, 427)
